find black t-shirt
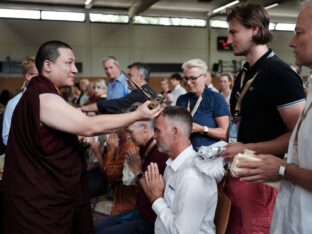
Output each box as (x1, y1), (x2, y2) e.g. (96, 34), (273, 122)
(230, 49), (305, 144)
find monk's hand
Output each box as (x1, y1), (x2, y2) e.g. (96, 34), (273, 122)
(136, 101), (163, 120)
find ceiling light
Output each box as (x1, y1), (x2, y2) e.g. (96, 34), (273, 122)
(85, 0), (92, 5)
(265, 3), (279, 10)
(210, 20), (228, 28)
(269, 23), (276, 30)
(212, 1), (240, 14)
(41, 11), (85, 22)
(275, 23), (295, 31)
(133, 16), (206, 27)
(0, 8), (40, 19)
(89, 13), (129, 23)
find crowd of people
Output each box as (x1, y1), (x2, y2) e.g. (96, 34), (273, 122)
(0, 2), (312, 234)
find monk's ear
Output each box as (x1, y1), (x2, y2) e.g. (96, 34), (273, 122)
(43, 60), (53, 73)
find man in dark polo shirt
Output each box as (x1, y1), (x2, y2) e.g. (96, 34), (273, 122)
(219, 3), (306, 233)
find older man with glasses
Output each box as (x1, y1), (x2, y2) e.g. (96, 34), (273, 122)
(176, 58), (230, 150)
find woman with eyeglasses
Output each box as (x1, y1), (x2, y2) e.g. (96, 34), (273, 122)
(176, 58), (230, 150)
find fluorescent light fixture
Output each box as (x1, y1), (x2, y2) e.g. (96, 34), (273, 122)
(275, 23), (295, 31)
(265, 3), (279, 10)
(212, 0), (240, 14)
(210, 20), (228, 28)
(89, 13), (129, 23)
(269, 23), (276, 30)
(0, 8), (40, 19)
(85, 0), (92, 5)
(133, 16), (206, 27)
(41, 11), (85, 22)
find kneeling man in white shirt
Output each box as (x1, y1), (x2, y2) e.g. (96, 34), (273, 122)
(142, 106), (218, 234)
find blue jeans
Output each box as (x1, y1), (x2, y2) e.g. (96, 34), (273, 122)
(95, 210), (154, 234)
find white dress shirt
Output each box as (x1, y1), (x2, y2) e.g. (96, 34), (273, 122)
(2, 91), (23, 145)
(271, 77), (312, 234)
(152, 145), (217, 234)
(168, 84), (186, 106)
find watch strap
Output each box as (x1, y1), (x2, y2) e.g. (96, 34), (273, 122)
(279, 165), (286, 177)
(136, 172), (144, 182)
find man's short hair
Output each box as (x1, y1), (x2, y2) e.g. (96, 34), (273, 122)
(35, 40), (72, 73)
(182, 58), (208, 74)
(170, 73), (182, 81)
(22, 57), (36, 76)
(161, 106), (192, 138)
(226, 3), (273, 44)
(128, 62), (150, 83)
(102, 56), (120, 68)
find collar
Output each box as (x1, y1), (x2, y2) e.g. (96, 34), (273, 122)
(242, 49), (274, 78)
(166, 145), (196, 172)
(174, 84), (182, 90)
(109, 72), (125, 83)
(35, 75), (62, 95)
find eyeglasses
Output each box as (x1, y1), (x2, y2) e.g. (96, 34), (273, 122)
(183, 74), (205, 82)
(94, 86), (103, 89)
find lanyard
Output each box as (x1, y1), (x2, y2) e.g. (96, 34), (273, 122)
(235, 51), (275, 113)
(234, 71), (259, 113)
(293, 102), (312, 145)
(187, 95), (203, 117)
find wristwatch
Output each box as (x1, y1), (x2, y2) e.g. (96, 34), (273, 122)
(136, 172), (144, 183)
(279, 164), (286, 177)
(203, 126), (209, 134)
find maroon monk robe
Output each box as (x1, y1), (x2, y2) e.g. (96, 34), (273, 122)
(3, 75), (94, 234)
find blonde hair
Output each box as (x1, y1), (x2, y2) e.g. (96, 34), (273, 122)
(22, 57), (36, 76)
(94, 79), (107, 91)
(182, 58), (208, 74)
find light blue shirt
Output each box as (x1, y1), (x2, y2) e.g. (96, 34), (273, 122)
(2, 91), (23, 145)
(107, 73), (131, 100)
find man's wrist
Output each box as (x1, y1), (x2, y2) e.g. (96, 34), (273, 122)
(202, 126), (209, 134)
(135, 172), (144, 183)
(150, 196), (162, 204)
(279, 162), (288, 178)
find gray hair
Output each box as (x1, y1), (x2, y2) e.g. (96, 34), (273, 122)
(102, 56), (120, 69)
(161, 106), (192, 138)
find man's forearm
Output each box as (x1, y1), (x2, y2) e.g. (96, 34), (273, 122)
(245, 132), (291, 155)
(285, 164), (312, 191)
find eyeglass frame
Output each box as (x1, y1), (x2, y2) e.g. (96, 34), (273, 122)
(183, 73), (205, 82)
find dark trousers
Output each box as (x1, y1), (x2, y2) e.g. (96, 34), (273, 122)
(95, 210), (154, 234)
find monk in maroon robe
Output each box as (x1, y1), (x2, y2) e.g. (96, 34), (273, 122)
(2, 40), (162, 234)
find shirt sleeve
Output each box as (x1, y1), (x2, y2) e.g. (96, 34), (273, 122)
(212, 93), (231, 117)
(270, 60), (306, 109)
(152, 174), (217, 234)
(2, 100), (16, 145)
(96, 91), (146, 114)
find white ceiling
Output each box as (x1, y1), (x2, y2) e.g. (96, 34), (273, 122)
(0, 0), (309, 22)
